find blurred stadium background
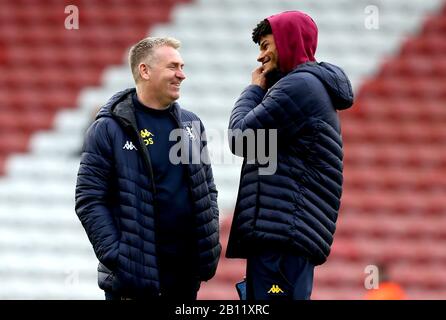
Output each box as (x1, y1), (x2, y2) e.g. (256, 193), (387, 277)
(0, 0), (445, 299)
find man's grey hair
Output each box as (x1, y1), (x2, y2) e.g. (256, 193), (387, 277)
(128, 36), (181, 83)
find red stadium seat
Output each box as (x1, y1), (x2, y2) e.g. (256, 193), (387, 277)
(0, 113), (22, 132)
(0, 111), (53, 133)
(315, 262), (364, 286)
(401, 35), (446, 56)
(0, 132), (30, 154)
(344, 165), (445, 192)
(214, 258), (245, 283)
(423, 15), (446, 34)
(198, 280), (238, 300)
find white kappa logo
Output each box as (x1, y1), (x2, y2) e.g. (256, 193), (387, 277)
(123, 141), (137, 150)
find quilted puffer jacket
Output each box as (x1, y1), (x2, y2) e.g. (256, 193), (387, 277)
(75, 88), (221, 297)
(226, 61), (353, 265)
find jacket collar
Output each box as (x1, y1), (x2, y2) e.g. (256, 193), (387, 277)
(111, 88), (183, 127)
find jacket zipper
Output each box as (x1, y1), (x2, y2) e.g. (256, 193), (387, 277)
(116, 118), (162, 296)
(169, 109), (194, 200)
(169, 111), (201, 279)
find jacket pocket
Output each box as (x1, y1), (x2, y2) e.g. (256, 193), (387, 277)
(98, 262), (116, 292)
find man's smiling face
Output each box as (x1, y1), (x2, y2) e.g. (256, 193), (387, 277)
(146, 45), (186, 106)
(256, 34), (279, 74)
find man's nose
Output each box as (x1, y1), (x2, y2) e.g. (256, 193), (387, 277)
(257, 52), (264, 62)
(177, 70), (186, 80)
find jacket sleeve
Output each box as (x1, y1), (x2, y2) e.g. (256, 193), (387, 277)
(206, 164), (219, 219)
(200, 121), (219, 219)
(229, 76), (312, 155)
(198, 120), (221, 281)
(75, 118), (120, 270)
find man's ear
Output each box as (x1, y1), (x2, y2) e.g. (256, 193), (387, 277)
(139, 63), (150, 81)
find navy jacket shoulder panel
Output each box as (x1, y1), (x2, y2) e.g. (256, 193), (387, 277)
(179, 108), (201, 123)
(83, 117), (119, 160)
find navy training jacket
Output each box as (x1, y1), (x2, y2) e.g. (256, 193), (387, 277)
(75, 88), (221, 297)
(226, 62), (354, 265)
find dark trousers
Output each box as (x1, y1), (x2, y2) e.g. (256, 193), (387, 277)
(105, 277), (200, 300)
(105, 261), (200, 301)
(246, 250), (314, 300)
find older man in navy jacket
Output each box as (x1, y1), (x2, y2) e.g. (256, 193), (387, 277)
(226, 11), (354, 300)
(75, 37), (221, 300)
